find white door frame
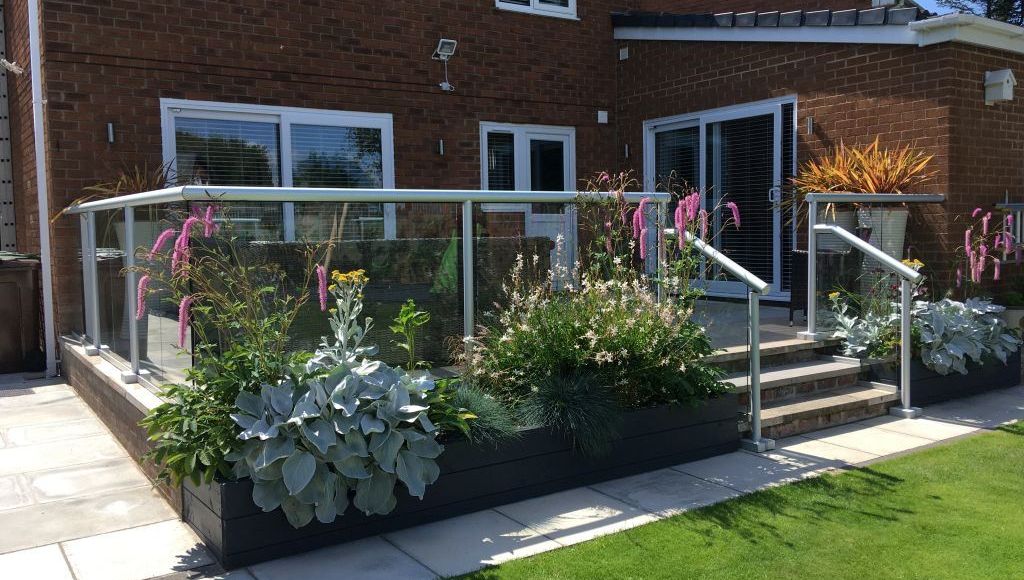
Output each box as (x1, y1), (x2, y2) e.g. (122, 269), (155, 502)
(643, 96), (795, 300)
(480, 122), (577, 265)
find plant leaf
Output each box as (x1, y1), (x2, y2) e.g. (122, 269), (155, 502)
(281, 450), (316, 495)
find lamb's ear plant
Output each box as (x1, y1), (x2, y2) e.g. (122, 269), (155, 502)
(914, 298), (1021, 375)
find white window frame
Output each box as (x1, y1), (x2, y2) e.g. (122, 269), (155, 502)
(495, 0), (577, 20)
(159, 98), (396, 240)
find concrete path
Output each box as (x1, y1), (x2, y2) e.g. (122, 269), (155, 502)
(0, 375), (1020, 580)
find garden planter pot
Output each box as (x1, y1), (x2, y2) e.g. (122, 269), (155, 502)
(182, 395), (739, 568)
(857, 206), (909, 260)
(866, 350), (1021, 406)
(816, 208), (856, 252)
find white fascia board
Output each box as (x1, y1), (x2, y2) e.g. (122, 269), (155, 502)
(613, 25), (917, 45)
(910, 13), (1024, 53)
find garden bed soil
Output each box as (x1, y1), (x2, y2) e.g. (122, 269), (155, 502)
(183, 395), (739, 568)
(866, 350), (1021, 407)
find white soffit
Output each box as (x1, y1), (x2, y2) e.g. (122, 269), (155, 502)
(614, 14), (1024, 56)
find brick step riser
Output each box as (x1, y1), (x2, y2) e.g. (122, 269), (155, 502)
(754, 399), (897, 440)
(715, 348), (820, 374)
(736, 370), (860, 407)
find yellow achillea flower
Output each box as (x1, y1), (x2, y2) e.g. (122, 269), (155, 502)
(901, 258), (924, 270)
(330, 269), (369, 285)
(828, 291), (841, 301)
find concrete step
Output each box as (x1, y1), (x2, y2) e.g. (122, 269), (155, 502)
(708, 338), (834, 373)
(727, 358), (862, 405)
(757, 383), (899, 439)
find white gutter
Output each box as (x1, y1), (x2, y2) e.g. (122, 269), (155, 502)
(615, 13), (1024, 56)
(27, 0), (56, 377)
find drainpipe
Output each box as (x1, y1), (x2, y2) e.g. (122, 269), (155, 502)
(27, 0), (57, 377)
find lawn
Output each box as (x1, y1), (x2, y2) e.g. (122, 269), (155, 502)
(462, 422), (1024, 579)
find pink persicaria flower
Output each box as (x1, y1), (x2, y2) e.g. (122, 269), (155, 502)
(675, 200), (687, 249)
(633, 197), (650, 239)
(993, 257), (1002, 281)
(177, 295), (194, 348)
(316, 265), (328, 312)
(639, 227), (649, 259)
(964, 228), (972, 250)
(980, 244), (988, 259)
(202, 205), (218, 238)
(699, 209), (709, 241)
(597, 171), (610, 183)
(725, 201), (741, 230)
(956, 267), (962, 288)
(994, 234), (1003, 249)
(135, 275), (150, 320)
(1008, 214), (1015, 228)
(148, 228), (177, 260)
(604, 222), (614, 254)
(972, 207), (983, 218)
(983, 212), (992, 236)
(686, 192), (700, 221)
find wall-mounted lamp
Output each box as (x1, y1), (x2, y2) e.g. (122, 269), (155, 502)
(432, 38), (458, 92)
(985, 69), (1016, 105)
(106, 122), (115, 144)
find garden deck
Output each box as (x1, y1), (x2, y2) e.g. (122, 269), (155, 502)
(1, 368), (1019, 579)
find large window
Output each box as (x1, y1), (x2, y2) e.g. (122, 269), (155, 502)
(160, 100), (395, 241)
(495, 0), (576, 19)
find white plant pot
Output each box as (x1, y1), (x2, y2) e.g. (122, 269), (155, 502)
(816, 208), (857, 252)
(857, 207), (909, 260)
(1000, 308), (1024, 332)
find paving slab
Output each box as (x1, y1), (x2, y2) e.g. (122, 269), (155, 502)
(25, 456), (151, 503)
(3, 416), (108, 447)
(0, 486), (177, 554)
(860, 415), (980, 441)
(592, 468), (740, 515)
(0, 397), (96, 429)
(773, 436), (879, 466)
(800, 423), (935, 456)
(63, 520), (213, 580)
(0, 434), (126, 476)
(923, 391), (1024, 429)
(673, 451), (829, 493)
(495, 487), (657, 547)
(0, 474), (34, 511)
(385, 509), (559, 577)
(248, 536), (434, 580)
(0, 544), (74, 580)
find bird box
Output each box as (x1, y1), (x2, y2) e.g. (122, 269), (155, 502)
(985, 69), (1016, 105)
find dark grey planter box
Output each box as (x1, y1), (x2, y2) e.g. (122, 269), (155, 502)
(867, 350), (1021, 407)
(183, 395), (739, 568)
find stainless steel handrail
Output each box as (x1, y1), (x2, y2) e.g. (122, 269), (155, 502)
(665, 227), (774, 452)
(814, 224), (922, 418)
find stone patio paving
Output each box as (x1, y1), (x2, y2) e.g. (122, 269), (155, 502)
(0, 373), (1020, 580)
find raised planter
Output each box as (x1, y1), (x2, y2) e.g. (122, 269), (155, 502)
(183, 395), (739, 568)
(866, 350), (1021, 406)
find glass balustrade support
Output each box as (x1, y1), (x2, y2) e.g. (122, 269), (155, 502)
(891, 277), (922, 419)
(121, 207), (139, 384)
(741, 289), (775, 453)
(83, 212), (102, 356)
(798, 198), (821, 341)
(462, 200), (474, 346)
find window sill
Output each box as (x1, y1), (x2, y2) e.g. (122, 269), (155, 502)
(494, 3), (580, 21)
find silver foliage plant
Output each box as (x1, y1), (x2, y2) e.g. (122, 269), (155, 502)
(914, 298), (1021, 375)
(227, 271), (443, 528)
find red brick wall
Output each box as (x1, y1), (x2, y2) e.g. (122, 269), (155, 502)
(636, 0), (872, 13)
(615, 39), (959, 283)
(5, 0), (37, 254)
(18, 0), (640, 334)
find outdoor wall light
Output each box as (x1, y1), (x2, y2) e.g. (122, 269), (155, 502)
(433, 39), (458, 92)
(985, 69), (1016, 105)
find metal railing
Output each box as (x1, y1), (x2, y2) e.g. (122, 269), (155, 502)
(68, 186), (775, 447)
(800, 192), (944, 341)
(814, 224), (925, 417)
(665, 227), (774, 452)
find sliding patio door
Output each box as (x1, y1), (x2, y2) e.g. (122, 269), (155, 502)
(646, 99), (790, 298)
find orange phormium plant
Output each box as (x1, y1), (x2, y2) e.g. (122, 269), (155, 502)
(847, 137), (934, 194)
(791, 141), (861, 195)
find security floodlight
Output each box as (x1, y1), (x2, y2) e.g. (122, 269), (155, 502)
(433, 39), (457, 61)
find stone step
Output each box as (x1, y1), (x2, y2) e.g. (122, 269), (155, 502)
(757, 383), (899, 439)
(708, 338), (832, 373)
(727, 358), (862, 404)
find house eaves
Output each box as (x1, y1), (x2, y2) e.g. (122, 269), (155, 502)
(613, 9), (1024, 56)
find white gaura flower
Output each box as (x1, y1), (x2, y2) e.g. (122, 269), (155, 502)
(595, 351), (614, 365)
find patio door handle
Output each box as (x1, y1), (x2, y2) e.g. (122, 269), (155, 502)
(768, 186), (781, 204)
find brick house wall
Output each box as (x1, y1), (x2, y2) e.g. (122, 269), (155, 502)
(614, 39), (963, 285)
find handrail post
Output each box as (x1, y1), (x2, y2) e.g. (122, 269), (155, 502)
(798, 197), (820, 340)
(462, 201), (474, 349)
(741, 290), (775, 452)
(83, 212), (101, 356)
(122, 207), (139, 384)
(890, 278), (922, 418)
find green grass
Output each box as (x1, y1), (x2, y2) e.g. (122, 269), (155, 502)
(462, 422), (1024, 580)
